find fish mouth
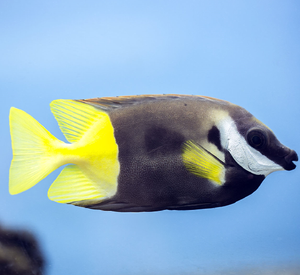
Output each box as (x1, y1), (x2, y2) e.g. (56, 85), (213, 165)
(284, 150), (298, 171)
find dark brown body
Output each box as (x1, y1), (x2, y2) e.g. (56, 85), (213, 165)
(78, 95), (265, 212)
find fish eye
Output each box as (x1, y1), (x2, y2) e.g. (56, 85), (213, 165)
(247, 129), (266, 149)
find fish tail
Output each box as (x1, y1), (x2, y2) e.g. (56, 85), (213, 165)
(9, 107), (65, 195)
(9, 100), (120, 206)
(47, 100), (120, 206)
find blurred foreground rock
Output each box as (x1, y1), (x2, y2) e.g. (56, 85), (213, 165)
(0, 225), (45, 275)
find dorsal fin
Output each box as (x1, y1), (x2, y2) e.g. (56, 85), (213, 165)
(50, 99), (107, 143)
(77, 94), (230, 112)
(77, 94), (181, 111)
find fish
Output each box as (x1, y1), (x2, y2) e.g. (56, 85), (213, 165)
(9, 94), (298, 212)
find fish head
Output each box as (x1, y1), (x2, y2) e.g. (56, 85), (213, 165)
(218, 111), (298, 177)
(245, 125), (298, 171)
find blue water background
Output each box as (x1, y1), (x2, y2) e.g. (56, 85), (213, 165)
(0, 1), (299, 274)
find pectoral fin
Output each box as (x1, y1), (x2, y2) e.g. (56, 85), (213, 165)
(182, 140), (225, 185)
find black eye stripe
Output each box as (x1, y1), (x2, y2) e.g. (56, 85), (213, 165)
(208, 126), (223, 151)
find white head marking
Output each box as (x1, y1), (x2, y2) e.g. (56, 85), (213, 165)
(218, 116), (284, 176)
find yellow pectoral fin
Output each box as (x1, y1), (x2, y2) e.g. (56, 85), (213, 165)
(182, 140), (225, 185)
(48, 165), (114, 205)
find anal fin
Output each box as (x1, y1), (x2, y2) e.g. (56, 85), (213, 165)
(48, 165), (110, 205)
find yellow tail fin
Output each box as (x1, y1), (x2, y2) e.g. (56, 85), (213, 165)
(9, 100), (120, 206)
(47, 100), (120, 205)
(9, 107), (64, 195)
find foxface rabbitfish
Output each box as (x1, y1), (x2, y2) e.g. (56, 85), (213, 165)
(9, 95), (298, 212)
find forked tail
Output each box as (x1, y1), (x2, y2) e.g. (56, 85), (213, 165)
(9, 100), (120, 207)
(9, 107), (64, 195)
